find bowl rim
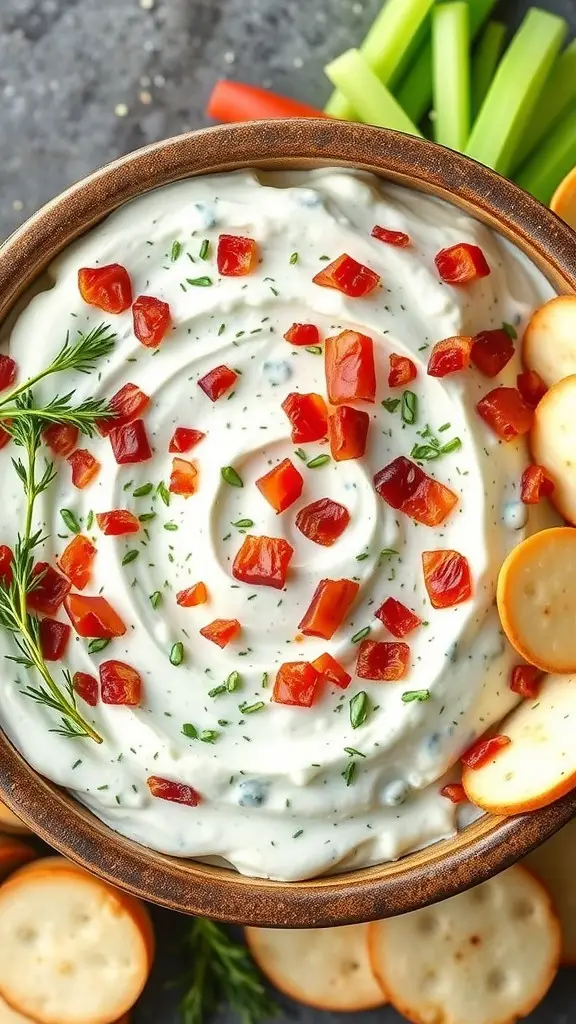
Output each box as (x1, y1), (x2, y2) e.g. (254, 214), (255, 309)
(0, 118), (575, 927)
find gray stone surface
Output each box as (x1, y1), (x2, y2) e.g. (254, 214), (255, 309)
(1, 0), (576, 1021)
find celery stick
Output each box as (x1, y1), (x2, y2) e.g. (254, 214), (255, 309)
(466, 9), (567, 177)
(325, 50), (422, 136)
(432, 3), (470, 151)
(324, 0), (435, 119)
(515, 107), (576, 205)
(471, 21), (507, 118)
(513, 39), (576, 168)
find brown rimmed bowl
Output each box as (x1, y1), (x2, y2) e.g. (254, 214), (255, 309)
(0, 119), (575, 927)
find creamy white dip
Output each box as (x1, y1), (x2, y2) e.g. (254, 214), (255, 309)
(0, 169), (557, 881)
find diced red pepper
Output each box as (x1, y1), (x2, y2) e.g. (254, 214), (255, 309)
(313, 254), (380, 298)
(96, 383), (150, 437)
(356, 639), (410, 681)
(132, 294), (171, 348)
(217, 234), (258, 276)
(510, 664), (543, 699)
(176, 582), (208, 607)
(470, 329), (514, 377)
(325, 330), (376, 404)
(0, 355), (17, 391)
(328, 406), (369, 462)
(78, 264), (133, 313)
(427, 336), (472, 377)
(476, 387), (533, 442)
(284, 323), (320, 347)
(272, 661), (321, 707)
(198, 364), (238, 402)
(422, 550), (472, 609)
(434, 243), (491, 285)
(73, 671), (98, 707)
(96, 510), (140, 535)
(68, 449), (100, 489)
(147, 776), (201, 806)
(199, 618), (241, 647)
(440, 783), (466, 803)
(374, 456), (458, 527)
(100, 659), (142, 705)
(169, 457), (198, 497)
(256, 458), (303, 513)
(281, 392), (328, 443)
(27, 563), (71, 616)
(39, 618), (71, 661)
(64, 594), (126, 638)
(388, 353), (417, 388)
(461, 734), (511, 769)
(311, 652), (351, 690)
(298, 578), (359, 640)
(517, 370), (547, 408)
(375, 597), (422, 638)
(0, 545), (13, 587)
(232, 535), (294, 589)
(109, 420), (152, 465)
(59, 535), (96, 590)
(0, 425), (10, 450)
(169, 427), (206, 454)
(520, 465), (554, 505)
(371, 225), (411, 247)
(42, 422), (79, 457)
(295, 498), (350, 547)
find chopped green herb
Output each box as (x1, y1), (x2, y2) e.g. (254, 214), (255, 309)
(440, 437), (462, 455)
(170, 642), (184, 666)
(182, 722), (198, 739)
(305, 345), (323, 355)
(186, 276), (213, 287)
(122, 550), (139, 566)
(88, 637), (110, 654)
(349, 691), (370, 729)
(199, 238), (210, 260)
(294, 448), (307, 461)
(133, 482), (153, 497)
(156, 481), (171, 506)
(221, 466), (243, 488)
(71, 759), (82, 770)
(307, 454), (331, 469)
(217, 322), (226, 336)
(342, 761), (356, 786)
(401, 390), (418, 424)
(240, 701), (265, 714)
(438, 422), (451, 432)
(401, 689), (431, 703)
(292, 829), (304, 839)
(164, 522), (179, 532)
(200, 729), (219, 743)
(502, 321), (518, 339)
(60, 508), (81, 534)
(150, 591), (162, 609)
(382, 397), (401, 413)
(232, 518), (254, 528)
(351, 625), (371, 643)
(226, 670), (241, 692)
(209, 684), (227, 697)
(344, 746), (366, 758)
(171, 240), (182, 262)
(356, 552), (369, 562)
(261, 671), (268, 688)
(139, 512), (156, 522)
(85, 510), (94, 530)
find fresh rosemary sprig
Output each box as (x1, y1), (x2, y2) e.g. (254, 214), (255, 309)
(0, 392), (112, 434)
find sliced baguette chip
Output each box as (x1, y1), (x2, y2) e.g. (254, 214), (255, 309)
(532, 375), (576, 523)
(462, 673), (576, 814)
(0, 859), (154, 1024)
(523, 295), (576, 388)
(0, 836), (35, 881)
(0, 800), (31, 835)
(527, 818), (576, 964)
(245, 924), (386, 1011)
(497, 527), (576, 671)
(368, 864), (560, 1024)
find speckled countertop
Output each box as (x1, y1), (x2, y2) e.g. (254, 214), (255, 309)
(0, 0), (576, 1021)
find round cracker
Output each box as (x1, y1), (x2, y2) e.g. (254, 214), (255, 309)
(532, 375), (576, 523)
(245, 924), (385, 1011)
(527, 818), (576, 964)
(0, 800), (31, 835)
(497, 527), (576, 672)
(0, 995), (130, 1024)
(368, 864), (560, 1024)
(550, 167), (576, 231)
(523, 295), (576, 388)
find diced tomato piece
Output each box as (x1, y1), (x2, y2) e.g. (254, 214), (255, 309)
(64, 594), (126, 638)
(96, 383), (150, 437)
(168, 427), (206, 454)
(232, 535), (294, 589)
(517, 369), (547, 408)
(169, 457), (198, 497)
(375, 597), (422, 638)
(356, 639), (410, 681)
(217, 234), (258, 276)
(328, 405), (369, 462)
(27, 563), (71, 616)
(73, 671), (98, 707)
(284, 323), (320, 347)
(312, 652), (351, 690)
(100, 659), (142, 705)
(59, 535), (96, 590)
(198, 364), (238, 402)
(371, 225), (411, 247)
(96, 510), (140, 535)
(272, 661), (321, 707)
(199, 618), (241, 647)
(427, 336), (472, 377)
(42, 422), (79, 457)
(68, 449), (100, 489)
(461, 734), (511, 769)
(281, 391), (328, 443)
(470, 329), (514, 377)
(388, 353), (417, 387)
(78, 264), (133, 313)
(0, 545), (13, 587)
(132, 294), (171, 347)
(374, 456), (458, 527)
(422, 550), (472, 609)
(440, 783), (466, 804)
(147, 776), (201, 806)
(520, 464), (554, 505)
(39, 618), (71, 661)
(176, 582), (208, 607)
(298, 578), (359, 640)
(434, 243), (491, 285)
(109, 420), (152, 464)
(510, 664), (543, 699)
(325, 330), (376, 404)
(295, 498), (350, 547)
(0, 425), (11, 450)
(256, 458), (303, 513)
(313, 254), (380, 298)
(476, 387), (533, 442)
(0, 355), (17, 391)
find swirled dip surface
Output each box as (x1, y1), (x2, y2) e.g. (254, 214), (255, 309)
(0, 169), (557, 880)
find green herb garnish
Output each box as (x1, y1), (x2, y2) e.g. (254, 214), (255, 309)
(150, 591), (162, 609)
(60, 508), (81, 534)
(306, 454), (331, 469)
(182, 723), (198, 739)
(342, 761), (356, 786)
(87, 638), (110, 654)
(171, 241), (182, 262)
(401, 390), (418, 424)
(382, 397), (401, 413)
(122, 550), (139, 566)
(133, 482), (153, 497)
(351, 625), (371, 643)
(232, 518), (254, 528)
(349, 691), (370, 729)
(226, 670), (241, 692)
(199, 239), (210, 260)
(289, 252), (299, 264)
(401, 689), (431, 703)
(221, 466), (243, 488)
(186, 276), (212, 287)
(170, 642), (184, 666)
(156, 481), (171, 506)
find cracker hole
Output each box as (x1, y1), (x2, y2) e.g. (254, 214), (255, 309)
(486, 967), (507, 992)
(16, 926), (37, 945)
(512, 899), (534, 921)
(470, 885), (488, 905)
(57, 961), (75, 976)
(417, 913), (440, 936)
(420, 970), (439, 996)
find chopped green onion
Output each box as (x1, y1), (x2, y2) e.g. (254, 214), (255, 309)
(294, 448), (307, 461)
(401, 390), (418, 424)
(199, 239), (210, 260)
(221, 466), (243, 488)
(305, 346), (323, 355)
(88, 638), (110, 654)
(440, 437), (462, 455)
(516, 106), (576, 205)
(289, 252), (299, 265)
(240, 701), (265, 714)
(342, 761), (356, 786)
(432, 3), (470, 151)
(471, 20), (507, 118)
(209, 684), (227, 698)
(182, 723), (198, 739)
(156, 481), (170, 506)
(163, 522), (178, 532)
(382, 397), (400, 413)
(226, 670), (241, 692)
(133, 482), (153, 497)
(150, 591), (162, 609)
(170, 642), (184, 666)
(306, 454), (331, 469)
(85, 510), (94, 531)
(232, 518), (254, 528)
(200, 730), (219, 743)
(122, 550), (139, 566)
(60, 509), (81, 534)
(170, 241), (182, 262)
(514, 39), (576, 168)
(349, 691), (370, 729)
(261, 671), (268, 688)
(325, 50), (422, 136)
(351, 625), (371, 644)
(401, 689), (431, 703)
(186, 276), (213, 287)
(139, 512), (156, 522)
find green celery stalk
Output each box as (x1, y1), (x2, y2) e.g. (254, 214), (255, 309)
(432, 3), (470, 151)
(471, 20), (507, 118)
(466, 9), (567, 176)
(325, 50), (422, 136)
(515, 107), (576, 205)
(324, 0), (435, 119)
(513, 39), (576, 168)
